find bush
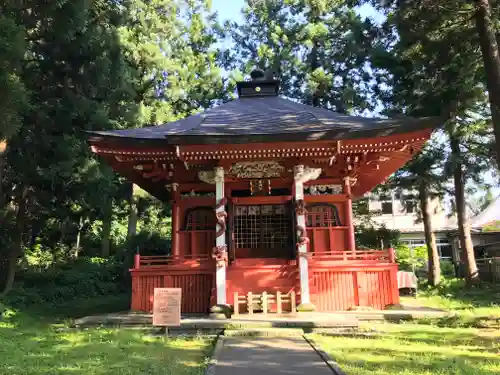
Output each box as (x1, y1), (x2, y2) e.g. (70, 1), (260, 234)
(440, 260), (456, 277)
(5, 257), (128, 309)
(395, 245), (427, 272)
(355, 224), (401, 250)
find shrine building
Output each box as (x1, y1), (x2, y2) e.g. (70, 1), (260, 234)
(87, 69), (439, 314)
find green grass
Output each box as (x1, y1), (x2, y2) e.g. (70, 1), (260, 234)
(401, 279), (500, 327)
(0, 310), (212, 375)
(311, 323), (500, 375)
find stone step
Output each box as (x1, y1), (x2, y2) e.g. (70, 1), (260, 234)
(224, 328), (305, 337)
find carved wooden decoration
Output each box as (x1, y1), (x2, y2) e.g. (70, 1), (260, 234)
(305, 184), (343, 195)
(229, 161), (284, 179)
(180, 190), (215, 199)
(293, 165), (322, 183)
(214, 197), (228, 239)
(198, 170), (217, 184)
(211, 245), (228, 268)
(134, 162), (173, 182)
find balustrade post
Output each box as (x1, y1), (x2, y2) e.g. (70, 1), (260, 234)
(276, 291), (282, 314)
(388, 247), (396, 263)
(134, 253), (140, 269)
(234, 292), (239, 316)
(172, 203), (181, 260)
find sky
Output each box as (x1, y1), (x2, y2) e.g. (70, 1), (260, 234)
(211, 0), (385, 24)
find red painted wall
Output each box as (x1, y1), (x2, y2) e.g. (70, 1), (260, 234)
(226, 259), (299, 311)
(310, 265), (399, 310)
(131, 270), (214, 313)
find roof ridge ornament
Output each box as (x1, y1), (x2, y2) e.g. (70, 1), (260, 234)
(237, 68), (280, 98)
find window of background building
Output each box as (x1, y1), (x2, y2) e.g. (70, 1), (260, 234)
(381, 201), (393, 214)
(401, 238), (452, 260)
(405, 200), (416, 213)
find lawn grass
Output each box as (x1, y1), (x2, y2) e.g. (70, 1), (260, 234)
(310, 323), (500, 375)
(0, 310), (212, 375)
(400, 279), (500, 327)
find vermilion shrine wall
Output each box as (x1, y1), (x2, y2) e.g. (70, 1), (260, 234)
(130, 190), (399, 314)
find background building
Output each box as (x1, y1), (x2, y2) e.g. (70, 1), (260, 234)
(362, 191), (456, 260)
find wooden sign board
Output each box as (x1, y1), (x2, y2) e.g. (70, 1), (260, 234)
(152, 288), (182, 327)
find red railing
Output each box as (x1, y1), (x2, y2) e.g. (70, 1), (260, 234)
(309, 248), (395, 263)
(133, 254), (211, 268)
(133, 248), (396, 269)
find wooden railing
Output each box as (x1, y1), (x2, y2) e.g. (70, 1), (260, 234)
(133, 248), (396, 269)
(309, 248), (395, 263)
(233, 291), (297, 315)
(133, 254), (211, 268)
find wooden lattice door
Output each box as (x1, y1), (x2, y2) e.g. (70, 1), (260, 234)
(233, 204), (293, 258)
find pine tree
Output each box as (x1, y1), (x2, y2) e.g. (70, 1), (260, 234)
(369, 0), (496, 284)
(227, 0), (379, 112)
(472, 0), (500, 168)
(389, 144), (446, 286)
(1, 0), (132, 293)
(0, 8), (27, 144)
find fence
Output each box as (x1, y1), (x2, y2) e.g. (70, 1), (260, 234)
(233, 291), (297, 315)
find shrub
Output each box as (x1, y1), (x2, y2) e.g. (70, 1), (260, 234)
(395, 245), (427, 272)
(5, 257), (128, 310)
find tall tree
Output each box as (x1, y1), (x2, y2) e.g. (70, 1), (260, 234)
(389, 145), (446, 286)
(0, 8), (27, 144)
(367, 0), (500, 166)
(1, 0), (132, 293)
(369, 0), (496, 283)
(472, 0), (500, 168)
(227, 0), (379, 112)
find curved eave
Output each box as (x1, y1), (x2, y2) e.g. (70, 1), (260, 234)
(86, 116), (443, 146)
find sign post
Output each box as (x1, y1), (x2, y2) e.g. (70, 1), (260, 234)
(153, 288), (182, 337)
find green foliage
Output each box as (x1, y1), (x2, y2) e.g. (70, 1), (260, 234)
(355, 224), (401, 249)
(482, 220), (500, 232)
(395, 245), (428, 271)
(0, 9), (27, 140)
(3, 257), (127, 308)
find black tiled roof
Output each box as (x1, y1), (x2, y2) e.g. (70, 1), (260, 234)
(87, 96), (441, 145)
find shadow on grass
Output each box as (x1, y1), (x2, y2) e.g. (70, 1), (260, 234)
(0, 311), (212, 375)
(311, 327), (500, 375)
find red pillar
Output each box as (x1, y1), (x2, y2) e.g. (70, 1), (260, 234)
(344, 178), (356, 254)
(172, 202), (181, 258)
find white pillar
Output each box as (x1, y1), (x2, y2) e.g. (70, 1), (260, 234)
(295, 177), (311, 304)
(214, 166), (227, 305)
(293, 165), (321, 307)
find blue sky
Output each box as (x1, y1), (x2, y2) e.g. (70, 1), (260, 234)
(211, 0), (385, 24)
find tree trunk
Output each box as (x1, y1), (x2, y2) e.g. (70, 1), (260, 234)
(450, 134), (479, 284)
(474, 0), (500, 167)
(73, 216), (83, 258)
(0, 140), (7, 220)
(100, 200), (112, 257)
(0, 140), (5, 200)
(418, 183), (440, 286)
(0, 186), (28, 296)
(127, 183), (139, 238)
